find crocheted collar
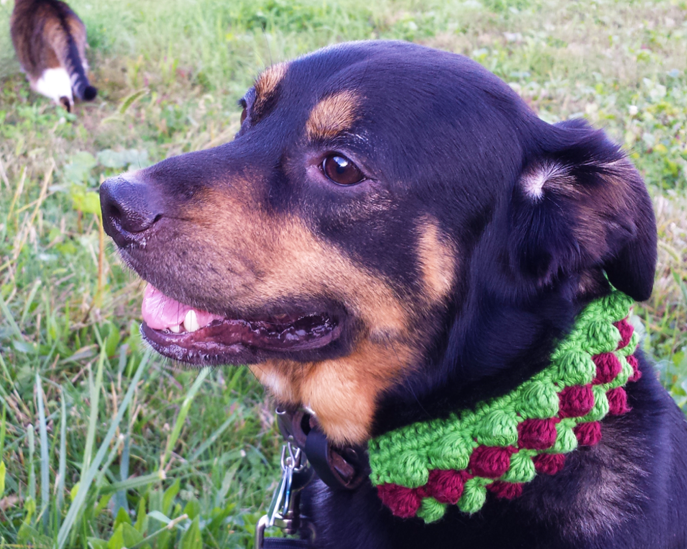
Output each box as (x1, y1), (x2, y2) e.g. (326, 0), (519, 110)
(367, 288), (640, 523)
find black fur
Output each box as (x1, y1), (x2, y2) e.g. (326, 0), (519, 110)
(306, 353), (687, 549)
(65, 37), (96, 101)
(49, 0), (96, 101)
(100, 41), (687, 548)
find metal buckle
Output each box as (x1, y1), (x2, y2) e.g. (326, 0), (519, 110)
(255, 442), (314, 549)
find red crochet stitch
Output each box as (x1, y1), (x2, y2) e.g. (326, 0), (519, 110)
(627, 355), (642, 382)
(517, 418), (559, 450)
(377, 483), (422, 518)
(558, 385), (594, 418)
(592, 353), (622, 384)
(614, 318), (634, 349)
(487, 481), (524, 499)
(574, 421), (602, 446)
(607, 387), (631, 415)
(424, 469), (470, 504)
(468, 446), (517, 478)
(532, 453), (566, 475)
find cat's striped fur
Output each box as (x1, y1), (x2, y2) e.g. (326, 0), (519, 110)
(11, 0), (97, 112)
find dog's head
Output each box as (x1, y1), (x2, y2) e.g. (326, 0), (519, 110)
(100, 41), (656, 445)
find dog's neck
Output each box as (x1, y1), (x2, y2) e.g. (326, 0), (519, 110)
(366, 288), (640, 522)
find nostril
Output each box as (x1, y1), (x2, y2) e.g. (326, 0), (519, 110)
(100, 176), (163, 243)
(106, 201), (123, 225)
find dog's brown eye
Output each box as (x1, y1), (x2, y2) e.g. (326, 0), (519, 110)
(322, 154), (364, 185)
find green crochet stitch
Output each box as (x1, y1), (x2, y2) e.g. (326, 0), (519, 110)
(368, 288), (640, 523)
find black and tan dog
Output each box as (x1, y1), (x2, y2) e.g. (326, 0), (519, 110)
(100, 41), (687, 548)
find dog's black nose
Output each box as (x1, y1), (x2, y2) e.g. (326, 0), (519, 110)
(100, 176), (162, 247)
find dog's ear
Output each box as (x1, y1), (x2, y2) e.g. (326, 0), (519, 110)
(506, 119), (657, 301)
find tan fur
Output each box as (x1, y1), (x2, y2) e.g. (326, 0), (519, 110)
(254, 63), (289, 115)
(306, 90), (360, 141)
(187, 189), (409, 337)
(183, 187), (424, 444)
(43, 44), (61, 70)
(417, 218), (456, 304)
(253, 340), (416, 445)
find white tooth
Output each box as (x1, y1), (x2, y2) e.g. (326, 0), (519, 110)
(170, 324), (181, 333)
(184, 310), (200, 333)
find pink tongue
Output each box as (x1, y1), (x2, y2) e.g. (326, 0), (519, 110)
(141, 284), (223, 330)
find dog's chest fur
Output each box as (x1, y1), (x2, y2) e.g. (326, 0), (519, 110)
(305, 366), (687, 549)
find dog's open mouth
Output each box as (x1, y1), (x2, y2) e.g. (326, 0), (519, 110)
(140, 285), (343, 365)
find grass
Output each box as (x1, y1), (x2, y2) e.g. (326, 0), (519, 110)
(0, 0), (686, 546)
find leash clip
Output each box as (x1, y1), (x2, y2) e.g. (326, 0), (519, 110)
(255, 441), (314, 549)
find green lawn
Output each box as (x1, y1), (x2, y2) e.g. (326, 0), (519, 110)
(0, 0), (686, 546)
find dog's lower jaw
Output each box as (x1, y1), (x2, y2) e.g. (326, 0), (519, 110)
(251, 340), (417, 446)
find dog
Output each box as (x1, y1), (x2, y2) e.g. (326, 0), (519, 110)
(100, 41), (687, 548)
(11, 0), (97, 112)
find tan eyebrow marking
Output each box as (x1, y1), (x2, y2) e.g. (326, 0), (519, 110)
(417, 218), (456, 304)
(306, 90), (360, 141)
(253, 62), (289, 114)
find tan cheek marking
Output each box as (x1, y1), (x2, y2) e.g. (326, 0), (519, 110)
(255, 340), (416, 446)
(417, 218), (456, 304)
(250, 365), (298, 403)
(267, 220), (408, 337)
(189, 193), (409, 338)
(301, 341), (415, 445)
(185, 190), (417, 443)
(306, 90), (360, 141)
(254, 62), (289, 112)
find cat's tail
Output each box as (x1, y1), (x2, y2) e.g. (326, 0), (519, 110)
(63, 37), (97, 101)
